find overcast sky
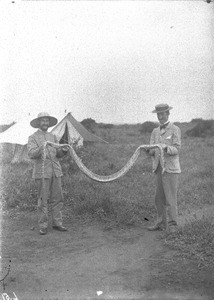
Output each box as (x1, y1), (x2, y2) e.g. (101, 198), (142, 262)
(0, 1), (213, 125)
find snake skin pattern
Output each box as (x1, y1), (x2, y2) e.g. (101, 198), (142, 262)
(42, 142), (165, 183)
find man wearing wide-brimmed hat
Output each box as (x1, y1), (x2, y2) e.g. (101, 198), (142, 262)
(147, 104), (181, 232)
(28, 112), (69, 235)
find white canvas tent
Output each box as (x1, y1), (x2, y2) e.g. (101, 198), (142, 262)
(51, 113), (107, 145)
(0, 113), (107, 163)
(0, 119), (35, 163)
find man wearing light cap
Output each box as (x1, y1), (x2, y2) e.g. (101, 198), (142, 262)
(28, 112), (69, 235)
(147, 104), (181, 232)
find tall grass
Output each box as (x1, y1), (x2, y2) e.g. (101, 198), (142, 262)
(0, 162), (37, 210)
(1, 127), (213, 225)
(165, 215), (214, 268)
(178, 137), (214, 211)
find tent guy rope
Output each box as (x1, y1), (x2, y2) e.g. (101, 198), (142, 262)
(42, 142), (165, 183)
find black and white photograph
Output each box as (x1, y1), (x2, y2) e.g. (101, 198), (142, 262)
(0, 1), (214, 299)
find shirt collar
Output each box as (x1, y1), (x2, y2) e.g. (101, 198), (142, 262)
(160, 121), (170, 130)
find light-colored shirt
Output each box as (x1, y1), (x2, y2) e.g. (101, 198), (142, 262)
(150, 122), (181, 173)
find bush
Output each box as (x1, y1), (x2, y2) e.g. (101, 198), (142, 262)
(81, 118), (97, 133)
(186, 120), (214, 137)
(139, 121), (158, 134)
(98, 123), (114, 130)
(191, 118), (203, 123)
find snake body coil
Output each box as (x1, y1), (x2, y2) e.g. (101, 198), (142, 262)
(42, 142), (164, 183)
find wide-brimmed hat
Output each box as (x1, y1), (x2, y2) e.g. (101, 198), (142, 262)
(152, 104), (173, 113)
(30, 112), (58, 128)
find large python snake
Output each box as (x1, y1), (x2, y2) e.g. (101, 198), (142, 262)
(42, 142), (165, 183)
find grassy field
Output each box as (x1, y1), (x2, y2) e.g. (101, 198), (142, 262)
(1, 122), (214, 270)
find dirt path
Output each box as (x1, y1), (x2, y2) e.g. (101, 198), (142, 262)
(0, 210), (211, 300)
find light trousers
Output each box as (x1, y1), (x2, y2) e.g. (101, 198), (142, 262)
(36, 176), (64, 229)
(154, 163), (179, 226)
